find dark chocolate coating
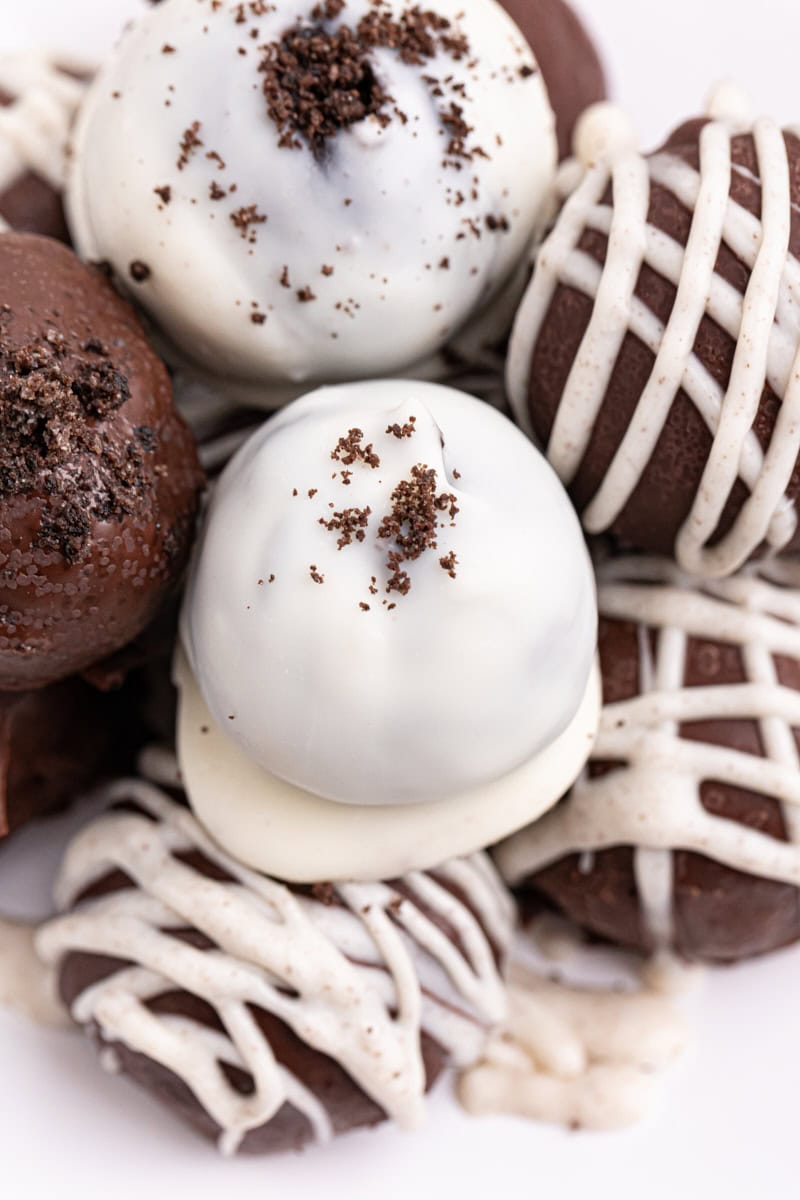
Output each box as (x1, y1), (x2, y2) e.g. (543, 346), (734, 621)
(0, 234), (203, 690)
(520, 612), (800, 962)
(499, 0), (606, 159)
(0, 172), (71, 244)
(524, 124), (800, 559)
(60, 960), (445, 1154)
(0, 677), (138, 840)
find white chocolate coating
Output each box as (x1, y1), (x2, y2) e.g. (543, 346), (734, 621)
(181, 380), (598, 807)
(68, 0), (556, 397)
(174, 648), (600, 882)
(0, 53), (87, 199)
(508, 99), (800, 578)
(458, 959), (688, 1131)
(496, 556), (800, 949)
(37, 754), (514, 1155)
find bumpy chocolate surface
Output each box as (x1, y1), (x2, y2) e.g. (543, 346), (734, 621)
(518, 118), (800, 567)
(0, 234), (203, 690)
(511, 567), (800, 962)
(498, 0), (606, 158)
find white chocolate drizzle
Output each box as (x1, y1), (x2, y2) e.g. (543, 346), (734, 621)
(496, 555), (800, 948)
(0, 54), (87, 197)
(508, 94), (800, 578)
(37, 757), (514, 1155)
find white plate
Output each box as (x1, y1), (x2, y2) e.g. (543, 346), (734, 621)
(1, 1), (799, 1196)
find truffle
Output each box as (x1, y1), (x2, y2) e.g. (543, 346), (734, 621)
(496, 556), (800, 963)
(67, 0), (557, 402)
(498, 0), (606, 159)
(0, 54), (88, 242)
(37, 751), (515, 1155)
(0, 233), (203, 690)
(176, 380), (600, 882)
(0, 676), (138, 841)
(508, 102), (800, 578)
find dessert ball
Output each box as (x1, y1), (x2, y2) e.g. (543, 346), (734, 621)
(0, 233), (203, 690)
(68, 0), (557, 401)
(499, 0), (606, 159)
(0, 678), (136, 841)
(507, 104), (800, 578)
(178, 380), (599, 880)
(0, 54), (88, 242)
(37, 752), (514, 1155)
(496, 555), (800, 963)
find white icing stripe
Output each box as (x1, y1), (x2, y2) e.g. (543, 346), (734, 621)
(507, 107), (800, 577)
(0, 55), (87, 197)
(495, 558), (800, 947)
(37, 758), (513, 1152)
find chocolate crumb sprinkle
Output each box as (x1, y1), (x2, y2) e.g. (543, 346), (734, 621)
(331, 427), (380, 469)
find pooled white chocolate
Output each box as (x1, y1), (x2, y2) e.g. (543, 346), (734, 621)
(37, 758), (515, 1155)
(68, 0), (557, 400)
(175, 647), (600, 882)
(496, 555), (800, 949)
(507, 91), (800, 578)
(181, 380), (598, 808)
(0, 918), (69, 1029)
(458, 960), (689, 1131)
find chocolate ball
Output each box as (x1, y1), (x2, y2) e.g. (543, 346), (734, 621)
(0, 677), (139, 840)
(0, 233), (203, 690)
(507, 109), (800, 578)
(499, 0), (606, 159)
(0, 56), (87, 242)
(39, 758), (514, 1154)
(495, 556), (800, 963)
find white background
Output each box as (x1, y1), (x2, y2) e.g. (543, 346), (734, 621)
(1, 1), (800, 1197)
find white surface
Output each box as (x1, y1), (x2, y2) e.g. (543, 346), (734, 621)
(1, 1), (800, 1198)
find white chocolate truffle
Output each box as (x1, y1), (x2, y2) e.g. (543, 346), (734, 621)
(67, 0), (557, 399)
(181, 380), (597, 808)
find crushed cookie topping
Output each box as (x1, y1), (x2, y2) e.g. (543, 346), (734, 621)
(0, 312), (155, 565)
(331, 427), (380, 469)
(377, 462), (458, 594)
(320, 505), (372, 549)
(258, 0), (480, 168)
(386, 415), (416, 439)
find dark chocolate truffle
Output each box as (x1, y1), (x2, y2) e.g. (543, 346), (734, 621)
(0, 233), (203, 690)
(0, 57), (87, 242)
(0, 677), (138, 840)
(38, 753), (514, 1154)
(507, 105), (800, 578)
(496, 555), (800, 963)
(499, 0), (607, 159)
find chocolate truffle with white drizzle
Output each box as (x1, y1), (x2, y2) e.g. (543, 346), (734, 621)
(496, 554), (800, 962)
(37, 748), (515, 1155)
(0, 54), (88, 241)
(507, 89), (800, 578)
